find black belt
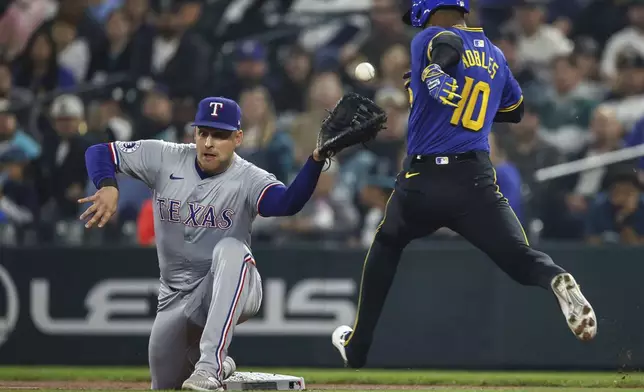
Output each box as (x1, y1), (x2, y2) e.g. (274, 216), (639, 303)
(408, 151), (479, 165)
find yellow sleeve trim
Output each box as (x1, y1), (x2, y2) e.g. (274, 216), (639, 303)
(498, 95), (524, 112)
(453, 25), (483, 32)
(427, 30), (451, 61)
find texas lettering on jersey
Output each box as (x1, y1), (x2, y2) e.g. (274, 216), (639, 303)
(156, 198), (235, 230)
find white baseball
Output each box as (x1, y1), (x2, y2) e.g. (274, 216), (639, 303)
(354, 62), (376, 82)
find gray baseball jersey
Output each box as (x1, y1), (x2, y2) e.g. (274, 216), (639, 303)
(109, 140), (283, 290)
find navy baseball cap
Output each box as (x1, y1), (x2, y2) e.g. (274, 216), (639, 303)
(191, 97), (241, 131)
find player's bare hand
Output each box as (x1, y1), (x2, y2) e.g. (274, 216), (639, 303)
(313, 149), (324, 162)
(77, 186), (119, 228)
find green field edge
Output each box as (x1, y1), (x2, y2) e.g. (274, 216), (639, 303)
(0, 368), (643, 389)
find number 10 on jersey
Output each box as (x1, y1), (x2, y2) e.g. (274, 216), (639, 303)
(450, 76), (490, 132)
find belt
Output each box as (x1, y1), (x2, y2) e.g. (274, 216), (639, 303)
(409, 151), (479, 165)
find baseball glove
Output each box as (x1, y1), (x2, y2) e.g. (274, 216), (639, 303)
(317, 92), (387, 160)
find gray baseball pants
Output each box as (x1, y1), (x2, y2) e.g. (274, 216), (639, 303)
(148, 238), (263, 389)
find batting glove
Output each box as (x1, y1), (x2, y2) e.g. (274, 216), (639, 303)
(422, 64), (461, 108)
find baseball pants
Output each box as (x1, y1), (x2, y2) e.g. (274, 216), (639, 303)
(149, 238), (262, 389)
(343, 151), (566, 368)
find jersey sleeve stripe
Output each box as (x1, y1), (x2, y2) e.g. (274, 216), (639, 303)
(108, 142), (121, 171)
(255, 182), (281, 213)
(215, 261), (249, 380)
(243, 253), (256, 266)
(498, 95), (524, 112)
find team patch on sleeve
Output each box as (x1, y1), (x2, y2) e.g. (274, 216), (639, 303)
(116, 141), (141, 153)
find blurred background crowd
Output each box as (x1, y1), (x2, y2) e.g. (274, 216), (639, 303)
(0, 0), (643, 248)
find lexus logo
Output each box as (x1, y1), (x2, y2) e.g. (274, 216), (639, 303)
(0, 265), (18, 348)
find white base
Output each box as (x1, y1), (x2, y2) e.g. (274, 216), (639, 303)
(224, 372), (306, 391)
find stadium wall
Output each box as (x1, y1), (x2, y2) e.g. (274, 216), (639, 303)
(0, 244), (640, 370)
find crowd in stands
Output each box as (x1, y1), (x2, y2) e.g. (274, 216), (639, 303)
(0, 0), (643, 247)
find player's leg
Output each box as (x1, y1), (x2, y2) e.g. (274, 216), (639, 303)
(446, 160), (597, 341)
(149, 286), (199, 390)
(333, 187), (437, 369)
(182, 237), (262, 390)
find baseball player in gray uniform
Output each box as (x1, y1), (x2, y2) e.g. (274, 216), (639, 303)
(80, 97), (328, 391)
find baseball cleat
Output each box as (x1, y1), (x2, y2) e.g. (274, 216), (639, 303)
(331, 325), (353, 366)
(182, 370), (223, 391)
(551, 273), (597, 341)
(223, 356), (236, 380)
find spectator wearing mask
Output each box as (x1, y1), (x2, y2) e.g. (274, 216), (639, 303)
(586, 165), (644, 244)
(537, 55), (598, 155)
(273, 44), (312, 115)
(602, 51), (644, 130)
(237, 86), (294, 183)
(12, 32), (76, 96)
(217, 40), (276, 102)
(87, 9), (135, 84)
(132, 2), (210, 99)
(489, 132), (523, 224)
(600, 0), (644, 81)
(34, 94), (90, 223)
(510, 0), (573, 80)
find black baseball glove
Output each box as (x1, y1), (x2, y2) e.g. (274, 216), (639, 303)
(317, 92), (387, 160)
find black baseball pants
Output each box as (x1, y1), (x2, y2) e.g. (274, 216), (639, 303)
(343, 151), (566, 368)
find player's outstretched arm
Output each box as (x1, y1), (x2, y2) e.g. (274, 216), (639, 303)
(257, 149), (326, 217)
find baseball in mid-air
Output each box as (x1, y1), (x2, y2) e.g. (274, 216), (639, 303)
(354, 62), (376, 82)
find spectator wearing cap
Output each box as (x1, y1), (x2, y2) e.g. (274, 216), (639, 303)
(537, 55), (598, 155)
(34, 94), (90, 223)
(600, 0), (644, 81)
(216, 40), (277, 103)
(586, 165), (644, 244)
(131, 1), (210, 99)
(508, 0), (573, 80)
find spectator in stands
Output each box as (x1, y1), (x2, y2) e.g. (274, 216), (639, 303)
(86, 92), (134, 143)
(51, 19), (91, 83)
(0, 106), (41, 161)
(572, 0), (629, 53)
(0, 147), (38, 240)
(87, 9), (135, 84)
(506, 102), (563, 231)
(493, 31), (542, 104)
(216, 40), (275, 102)
(511, 0), (573, 80)
(343, 0), (412, 71)
(34, 95), (90, 223)
(237, 86), (294, 183)
(12, 32), (76, 96)
(571, 37), (606, 100)
(123, 0), (154, 42)
(537, 55), (598, 154)
(290, 72), (344, 164)
(557, 106), (625, 237)
(369, 87), (407, 173)
(600, 0), (644, 81)
(273, 44), (312, 115)
(88, 0), (124, 23)
(0, 0), (57, 61)
(0, 62), (33, 126)
(586, 165), (644, 244)
(602, 51), (644, 130)
(379, 44), (410, 90)
(132, 85), (176, 140)
(489, 132), (523, 223)
(131, 2), (210, 99)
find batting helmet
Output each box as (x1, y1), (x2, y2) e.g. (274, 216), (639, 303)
(402, 0), (470, 28)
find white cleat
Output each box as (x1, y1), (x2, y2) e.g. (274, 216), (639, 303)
(551, 273), (597, 341)
(223, 356), (236, 380)
(182, 370), (224, 391)
(331, 325), (353, 365)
